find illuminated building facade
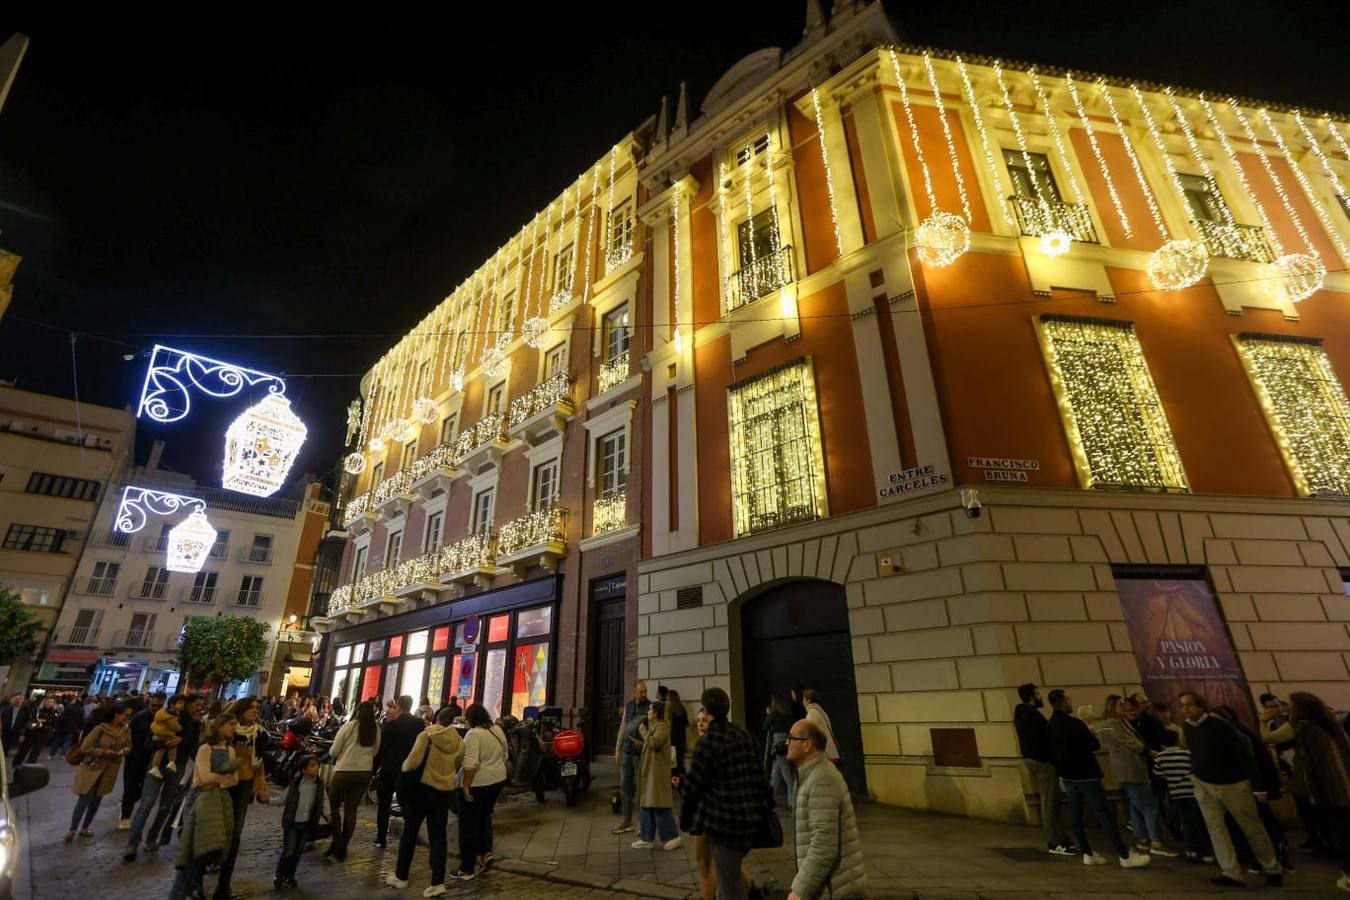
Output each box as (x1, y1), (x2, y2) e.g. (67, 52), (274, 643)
(319, 0), (1350, 823)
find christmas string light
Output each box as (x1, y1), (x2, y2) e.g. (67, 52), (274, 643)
(716, 161), (732, 287)
(672, 180), (682, 343)
(1167, 90), (1237, 229)
(1030, 68), (1087, 209)
(1196, 94), (1281, 246)
(1293, 112), (1349, 202)
(890, 51), (937, 216)
(995, 62), (1070, 256)
(764, 132), (786, 270)
(1100, 82), (1168, 239)
(810, 87), (844, 256)
(1227, 101), (1318, 257)
(1064, 72), (1132, 238)
(606, 145), (618, 257)
(956, 55), (1012, 225)
(580, 164), (600, 303)
(1260, 109), (1350, 265)
(1325, 117), (1350, 169)
(525, 205), (552, 348)
(741, 133), (758, 274)
(921, 53), (972, 223)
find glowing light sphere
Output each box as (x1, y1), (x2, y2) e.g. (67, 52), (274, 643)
(914, 211), (971, 268)
(1146, 239), (1209, 291)
(166, 510), (218, 574)
(223, 394), (308, 497)
(343, 452), (367, 475)
(481, 346), (508, 378)
(368, 436), (386, 454)
(1038, 230), (1073, 258)
(412, 397), (438, 425)
(393, 418), (419, 443)
(522, 317), (551, 349)
(1264, 252), (1326, 303)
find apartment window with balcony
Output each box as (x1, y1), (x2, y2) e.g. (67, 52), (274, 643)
(1037, 315), (1189, 492)
(25, 472), (100, 501)
(401, 439), (418, 470)
(1234, 333), (1350, 497)
(1178, 173), (1272, 263)
(1003, 149), (1097, 244)
(532, 459), (559, 510)
(152, 523), (172, 552)
(603, 305), (630, 363)
(471, 488), (495, 534)
(3, 524), (66, 553)
(729, 208), (791, 309)
(727, 358), (828, 536)
(248, 534), (273, 563)
(238, 575), (263, 607)
(424, 511), (444, 554)
(210, 528), (230, 558)
(371, 461), (385, 487)
(386, 529), (403, 567)
(544, 343), (568, 381)
(126, 612), (155, 648)
(189, 571), (218, 603)
(609, 201), (634, 254)
(87, 561), (120, 595)
(138, 566), (169, 600)
(486, 383), (505, 417)
(352, 544), (369, 582)
(69, 608), (101, 645)
(1005, 150), (1062, 203)
(439, 414), (457, 446)
(598, 430), (627, 499)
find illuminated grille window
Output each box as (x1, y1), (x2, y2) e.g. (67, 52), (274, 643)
(1234, 333), (1350, 497)
(1037, 315), (1188, 492)
(728, 358), (827, 536)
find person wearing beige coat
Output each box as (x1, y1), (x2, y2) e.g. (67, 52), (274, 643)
(633, 702), (681, 850)
(786, 719), (865, 900)
(66, 703), (133, 841)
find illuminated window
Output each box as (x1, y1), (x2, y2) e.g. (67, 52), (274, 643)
(609, 201), (633, 252)
(603, 305), (630, 363)
(1234, 333), (1350, 496)
(727, 358), (828, 536)
(598, 430), (627, 499)
(389, 634), (404, 658)
(734, 133), (770, 165)
(1178, 173), (1230, 223)
(1003, 150), (1062, 203)
(407, 629), (429, 656)
(1037, 315), (1188, 492)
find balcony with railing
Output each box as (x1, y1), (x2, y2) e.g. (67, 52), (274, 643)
(77, 577), (119, 597)
(327, 568), (398, 619)
(241, 546), (274, 565)
(54, 625), (100, 647)
(181, 585), (216, 605)
(496, 504), (567, 574)
(1010, 197), (1098, 244)
(404, 442), (460, 498)
(726, 244), (793, 313)
(114, 629), (156, 650)
(549, 285), (574, 315)
(234, 589), (263, 608)
(342, 491), (376, 533)
(605, 241), (634, 275)
(129, 581), (168, 601)
(1193, 219), (1275, 264)
(391, 550), (448, 603)
(451, 412), (508, 471)
(439, 530), (499, 588)
(97, 530), (132, 550)
(208, 540), (230, 560)
(598, 351), (631, 396)
(146, 535), (170, 553)
(508, 371), (576, 444)
(370, 468), (416, 519)
(592, 490), (628, 537)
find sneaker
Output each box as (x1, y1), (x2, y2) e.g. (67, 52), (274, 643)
(1210, 875), (1244, 887)
(117, 818), (130, 830)
(167, 762), (177, 773)
(1150, 844), (1179, 858)
(631, 839), (655, 849)
(1246, 863), (1263, 875)
(449, 869), (476, 882)
(383, 874), (409, 889)
(478, 853), (495, 873)
(1119, 853), (1150, 869)
(1083, 852), (1108, 866)
(78, 829), (94, 837)
(147, 769), (163, 780)
(423, 886), (447, 898)
(372, 838), (387, 849)
(611, 821), (634, 835)
(662, 837), (684, 851)
(1048, 844), (1076, 857)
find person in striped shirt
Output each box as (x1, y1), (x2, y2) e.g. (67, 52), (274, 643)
(1153, 741), (1213, 863)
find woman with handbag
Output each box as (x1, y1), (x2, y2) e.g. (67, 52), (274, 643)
(326, 700), (380, 861)
(453, 703), (508, 880)
(64, 702), (133, 841)
(385, 707), (464, 895)
(633, 701), (682, 850)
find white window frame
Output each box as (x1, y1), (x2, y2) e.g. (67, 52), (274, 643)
(424, 510), (445, 554)
(386, 529), (403, 567)
(401, 438), (418, 470)
(532, 458), (560, 511)
(598, 429), (627, 498)
(351, 538), (370, 582)
(471, 487), (495, 534)
(582, 400), (636, 491)
(602, 303), (631, 363)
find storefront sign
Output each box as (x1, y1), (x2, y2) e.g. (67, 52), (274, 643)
(967, 456), (1039, 483)
(1116, 576), (1255, 728)
(877, 463), (948, 499)
(45, 650), (100, 665)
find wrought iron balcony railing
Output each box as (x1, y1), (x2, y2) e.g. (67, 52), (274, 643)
(496, 505), (567, 558)
(592, 490), (627, 536)
(1193, 219), (1275, 264)
(451, 412), (506, 466)
(58, 626), (100, 646)
(97, 531), (131, 549)
(509, 371), (575, 429)
(208, 541), (229, 559)
(598, 351), (630, 395)
(235, 589), (263, 607)
(1010, 197), (1099, 244)
(242, 546), (274, 564)
(116, 629), (155, 650)
(726, 244), (793, 312)
(342, 491), (371, 528)
(371, 468), (413, 508)
(182, 585), (216, 604)
(130, 581), (168, 601)
(605, 241), (634, 274)
(404, 442), (458, 486)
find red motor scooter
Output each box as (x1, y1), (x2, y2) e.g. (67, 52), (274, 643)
(531, 707), (592, 807)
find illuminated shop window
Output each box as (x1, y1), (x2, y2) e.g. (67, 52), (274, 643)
(727, 357), (828, 536)
(1037, 315), (1188, 492)
(1234, 333), (1350, 496)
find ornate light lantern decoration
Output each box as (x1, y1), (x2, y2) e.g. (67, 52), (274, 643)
(914, 212), (971, 268)
(1264, 252), (1325, 303)
(1146, 239), (1209, 291)
(343, 452), (368, 475)
(166, 511), (218, 574)
(412, 397), (439, 425)
(222, 394), (308, 498)
(522, 317), (551, 349)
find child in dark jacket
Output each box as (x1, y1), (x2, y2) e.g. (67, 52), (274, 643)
(274, 755), (329, 889)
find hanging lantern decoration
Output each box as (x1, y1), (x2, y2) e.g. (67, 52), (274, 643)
(1264, 252), (1325, 303)
(343, 452), (367, 475)
(367, 436), (386, 454)
(222, 394), (308, 498)
(1146, 239), (1209, 291)
(1038, 230), (1073, 258)
(914, 211), (971, 268)
(522, 316), (551, 349)
(481, 346), (508, 378)
(412, 397), (439, 425)
(166, 511), (218, 574)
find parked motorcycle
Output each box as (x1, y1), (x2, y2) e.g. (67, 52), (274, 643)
(529, 706), (591, 807)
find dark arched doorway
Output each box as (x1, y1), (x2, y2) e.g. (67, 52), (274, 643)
(740, 579), (866, 795)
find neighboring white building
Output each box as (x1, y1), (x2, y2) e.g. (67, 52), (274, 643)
(44, 442), (308, 697)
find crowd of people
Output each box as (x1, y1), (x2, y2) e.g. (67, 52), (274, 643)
(1017, 681), (1350, 893)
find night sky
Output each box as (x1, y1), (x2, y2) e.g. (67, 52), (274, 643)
(1, 2), (1345, 495)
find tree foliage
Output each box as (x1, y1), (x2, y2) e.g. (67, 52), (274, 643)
(0, 586), (41, 665)
(176, 615), (270, 691)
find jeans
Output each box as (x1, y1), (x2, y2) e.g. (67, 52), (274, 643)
(213, 783), (253, 898)
(127, 770), (168, 847)
(396, 787), (451, 884)
(168, 860), (207, 900)
(46, 730), (73, 757)
(1174, 797), (1213, 857)
(1024, 759), (1068, 846)
(770, 755), (795, 810)
(69, 785), (103, 831)
(1122, 782), (1163, 844)
(457, 781), (502, 872)
(327, 771), (370, 856)
(640, 806), (678, 842)
(1191, 777), (1280, 881)
(374, 768), (398, 842)
(153, 774), (187, 845)
(709, 840), (748, 900)
(1063, 778), (1127, 858)
(276, 823), (313, 879)
(619, 753), (639, 823)
(120, 752), (150, 819)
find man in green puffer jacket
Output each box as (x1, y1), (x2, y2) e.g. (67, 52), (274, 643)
(786, 720), (866, 899)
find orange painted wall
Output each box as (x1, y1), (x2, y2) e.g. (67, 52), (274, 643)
(788, 97), (842, 275)
(688, 156), (721, 329)
(1068, 127), (1159, 252)
(885, 87), (994, 234)
(1238, 150), (1346, 272)
(695, 336), (734, 545)
(842, 110), (878, 244)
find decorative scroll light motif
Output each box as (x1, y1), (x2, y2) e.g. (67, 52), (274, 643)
(412, 397), (439, 426)
(167, 511), (218, 574)
(222, 394), (308, 498)
(137, 344), (287, 424)
(343, 452), (367, 475)
(115, 486), (206, 534)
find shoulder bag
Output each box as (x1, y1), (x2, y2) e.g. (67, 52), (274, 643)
(64, 744), (84, 765)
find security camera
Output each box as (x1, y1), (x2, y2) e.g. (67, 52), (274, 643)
(960, 488), (983, 519)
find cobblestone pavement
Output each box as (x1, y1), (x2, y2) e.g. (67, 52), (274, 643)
(10, 757), (1347, 898)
